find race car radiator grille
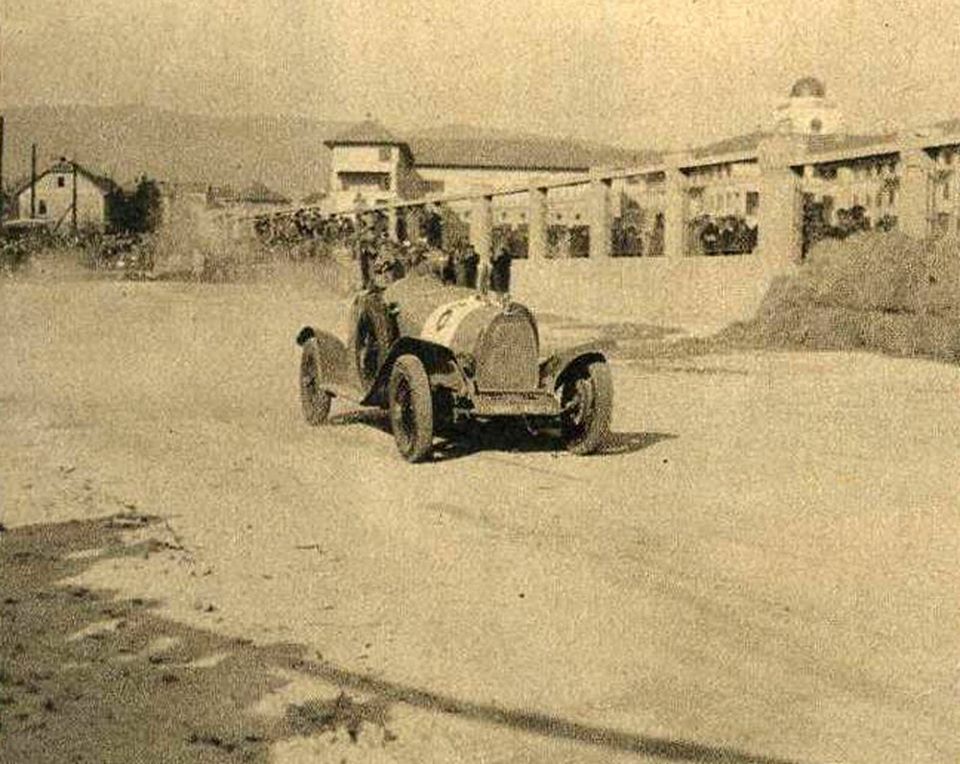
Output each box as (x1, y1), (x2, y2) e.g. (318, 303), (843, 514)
(475, 313), (539, 392)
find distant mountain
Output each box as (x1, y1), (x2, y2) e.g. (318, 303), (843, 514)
(409, 123), (545, 141)
(409, 122), (652, 158)
(0, 105), (351, 200)
(0, 106), (654, 201)
(404, 123), (659, 170)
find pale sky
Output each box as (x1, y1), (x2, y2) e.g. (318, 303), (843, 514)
(2, 0), (959, 150)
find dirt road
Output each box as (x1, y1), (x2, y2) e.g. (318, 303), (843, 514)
(2, 277), (958, 763)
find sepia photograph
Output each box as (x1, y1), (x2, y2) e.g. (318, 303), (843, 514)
(0, 1), (958, 761)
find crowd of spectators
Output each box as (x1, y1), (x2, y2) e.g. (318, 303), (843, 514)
(0, 224), (153, 277)
(253, 208), (513, 291)
(687, 214), (758, 256)
(801, 201), (898, 256)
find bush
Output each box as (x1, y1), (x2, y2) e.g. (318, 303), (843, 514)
(723, 232), (960, 363)
(796, 232), (960, 316)
(1, 227), (57, 274)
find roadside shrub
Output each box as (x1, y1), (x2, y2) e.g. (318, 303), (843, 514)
(723, 232), (960, 363)
(1, 237), (37, 274)
(796, 232), (960, 316)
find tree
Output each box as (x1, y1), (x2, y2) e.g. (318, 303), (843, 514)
(108, 176), (162, 233)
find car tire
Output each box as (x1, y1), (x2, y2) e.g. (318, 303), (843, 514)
(300, 338), (332, 426)
(353, 294), (397, 393)
(388, 355), (434, 463)
(559, 359), (613, 455)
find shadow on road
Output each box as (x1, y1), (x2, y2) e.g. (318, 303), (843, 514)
(288, 654), (801, 764)
(327, 408), (676, 463)
(431, 427), (676, 462)
(597, 430), (677, 455)
(0, 515), (806, 764)
(328, 408), (390, 429)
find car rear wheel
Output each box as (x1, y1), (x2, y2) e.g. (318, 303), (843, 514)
(300, 338), (332, 425)
(388, 355), (434, 462)
(559, 360), (612, 455)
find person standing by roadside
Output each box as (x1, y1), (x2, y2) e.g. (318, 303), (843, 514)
(454, 243), (480, 288)
(489, 244), (511, 293)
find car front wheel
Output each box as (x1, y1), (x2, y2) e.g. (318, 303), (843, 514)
(300, 338), (332, 425)
(388, 355), (434, 462)
(559, 359), (613, 455)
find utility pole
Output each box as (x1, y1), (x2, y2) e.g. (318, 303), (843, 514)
(71, 159), (78, 232)
(30, 143), (37, 218)
(0, 115), (5, 222)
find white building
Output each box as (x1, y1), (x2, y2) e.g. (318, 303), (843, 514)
(772, 76), (844, 136)
(324, 120), (654, 211)
(15, 158), (117, 230)
(324, 122), (414, 210)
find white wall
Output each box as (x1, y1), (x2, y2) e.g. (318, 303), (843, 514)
(512, 256), (791, 334)
(330, 145), (397, 175)
(17, 172), (107, 228)
(414, 166), (585, 196)
(329, 144), (399, 209)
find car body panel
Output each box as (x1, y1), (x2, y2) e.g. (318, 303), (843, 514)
(538, 341), (614, 390)
(359, 336), (466, 408)
(296, 328), (360, 398)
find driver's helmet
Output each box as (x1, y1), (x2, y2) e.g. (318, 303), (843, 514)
(371, 248), (403, 288)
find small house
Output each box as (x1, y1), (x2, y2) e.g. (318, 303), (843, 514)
(14, 158), (117, 230)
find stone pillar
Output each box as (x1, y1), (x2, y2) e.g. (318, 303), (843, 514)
(387, 206), (399, 241)
(407, 204), (425, 243)
(898, 147), (933, 239)
(663, 157), (688, 259)
(588, 176), (613, 258)
(527, 186), (548, 259)
(757, 134), (804, 265)
(557, 227), (572, 259)
(470, 195), (493, 264)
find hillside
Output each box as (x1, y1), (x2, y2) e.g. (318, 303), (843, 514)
(407, 123), (659, 168)
(0, 105), (351, 200)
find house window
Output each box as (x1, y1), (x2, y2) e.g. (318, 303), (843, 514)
(379, 146), (392, 162)
(380, 175), (391, 191)
(57, 176), (66, 188)
(38, 200), (47, 216)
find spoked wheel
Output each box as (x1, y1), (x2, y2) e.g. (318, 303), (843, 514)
(354, 315), (381, 390)
(559, 360), (613, 455)
(353, 294), (396, 395)
(300, 338), (332, 425)
(388, 355), (434, 463)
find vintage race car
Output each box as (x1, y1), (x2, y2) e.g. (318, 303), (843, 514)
(295, 274), (613, 462)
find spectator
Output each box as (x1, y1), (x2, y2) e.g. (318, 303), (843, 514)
(489, 245), (511, 293)
(455, 244), (480, 288)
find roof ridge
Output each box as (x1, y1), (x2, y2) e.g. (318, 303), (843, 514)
(10, 159), (117, 196)
(325, 119), (406, 147)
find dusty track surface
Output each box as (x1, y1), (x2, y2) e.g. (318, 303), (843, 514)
(1, 278), (958, 763)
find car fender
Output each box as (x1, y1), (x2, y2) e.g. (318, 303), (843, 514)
(360, 336), (467, 408)
(539, 341), (613, 391)
(295, 326), (355, 391)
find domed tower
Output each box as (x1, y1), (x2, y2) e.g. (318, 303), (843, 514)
(772, 77), (843, 135)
